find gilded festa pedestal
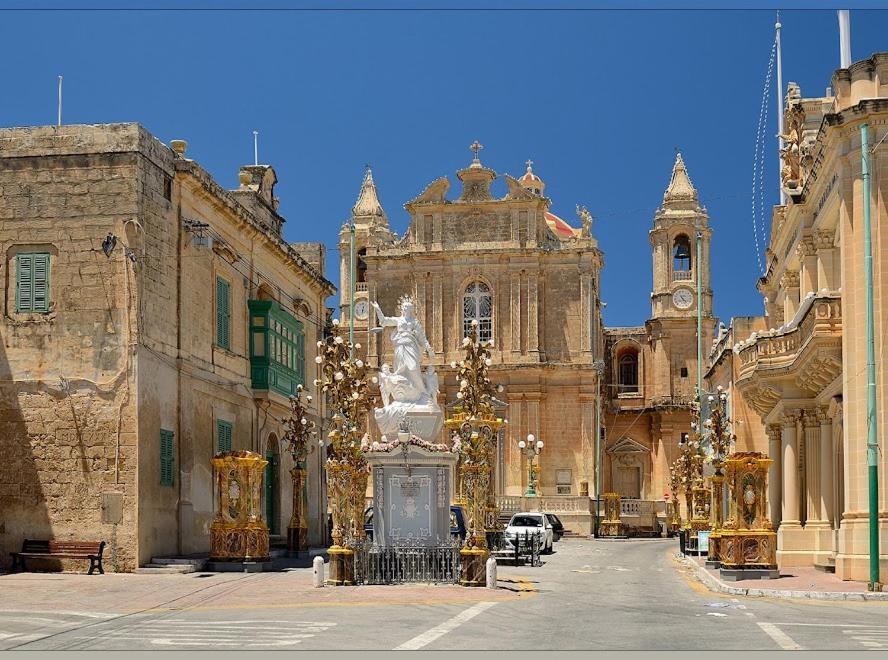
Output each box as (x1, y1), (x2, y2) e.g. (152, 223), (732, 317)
(718, 452), (778, 581)
(599, 493), (625, 538)
(207, 451), (272, 572)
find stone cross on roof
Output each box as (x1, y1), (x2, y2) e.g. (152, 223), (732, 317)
(470, 140), (483, 162)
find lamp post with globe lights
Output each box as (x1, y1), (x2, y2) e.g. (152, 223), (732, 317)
(314, 318), (375, 585)
(444, 319), (506, 586)
(519, 434), (544, 496)
(283, 384), (316, 552)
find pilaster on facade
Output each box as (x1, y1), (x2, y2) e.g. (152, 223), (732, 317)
(528, 274), (540, 359)
(780, 409), (803, 527)
(510, 272), (521, 356)
(766, 423), (783, 526)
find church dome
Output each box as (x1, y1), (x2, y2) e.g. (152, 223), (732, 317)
(519, 159), (545, 195)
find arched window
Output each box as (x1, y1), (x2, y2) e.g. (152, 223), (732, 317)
(463, 281), (492, 342)
(356, 247), (367, 284)
(673, 235), (691, 278)
(618, 351), (639, 393)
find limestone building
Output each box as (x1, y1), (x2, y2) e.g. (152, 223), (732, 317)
(0, 124), (334, 571)
(710, 53), (888, 582)
(340, 147), (716, 534)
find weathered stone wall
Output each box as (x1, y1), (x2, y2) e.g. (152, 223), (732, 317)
(0, 123), (333, 570)
(0, 124), (144, 571)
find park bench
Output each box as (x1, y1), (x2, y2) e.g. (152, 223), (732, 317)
(10, 539), (106, 575)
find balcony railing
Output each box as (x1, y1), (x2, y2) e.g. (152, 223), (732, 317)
(672, 270), (692, 281)
(355, 282), (368, 292)
(736, 294), (841, 381)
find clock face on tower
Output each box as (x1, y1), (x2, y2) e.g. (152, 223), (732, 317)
(354, 299), (370, 320)
(672, 287), (694, 310)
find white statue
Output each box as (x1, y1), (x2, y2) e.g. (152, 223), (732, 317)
(370, 295), (443, 443)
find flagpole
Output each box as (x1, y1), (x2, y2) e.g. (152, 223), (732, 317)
(776, 14), (785, 206)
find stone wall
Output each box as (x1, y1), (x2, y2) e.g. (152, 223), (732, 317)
(0, 124), (144, 570)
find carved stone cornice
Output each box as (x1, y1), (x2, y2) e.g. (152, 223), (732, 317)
(815, 229), (836, 251)
(781, 409), (802, 427)
(796, 235), (817, 259)
(780, 270), (800, 290)
(802, 409), (822, 429)
(765, 424), (782, 443)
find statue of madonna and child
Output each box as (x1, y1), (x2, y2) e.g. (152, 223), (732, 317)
(370, 295), (444, 443)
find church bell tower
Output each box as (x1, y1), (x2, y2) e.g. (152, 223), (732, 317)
(649, 153), (712, 320)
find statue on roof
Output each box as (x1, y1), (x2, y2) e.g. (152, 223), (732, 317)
(576, 205), (593, 238)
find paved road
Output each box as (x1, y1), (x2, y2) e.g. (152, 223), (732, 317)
(1, 539), (886, 650)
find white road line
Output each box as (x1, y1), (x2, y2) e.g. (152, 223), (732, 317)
(757, 622), (803, 651)
(0, 610), (116, 619)
(770, 623), (888, 628)
(394, 601), (497, 651)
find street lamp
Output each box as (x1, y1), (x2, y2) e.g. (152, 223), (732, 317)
(519, 434), (544, 496)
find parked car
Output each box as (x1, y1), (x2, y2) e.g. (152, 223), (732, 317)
(545, 513), (564, 541)
(504, 512), (554, 554)
(363, 504), (467, 542)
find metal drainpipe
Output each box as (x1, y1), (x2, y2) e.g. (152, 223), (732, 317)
(861, 123), (882, 591)
(696, 232), (704, 402)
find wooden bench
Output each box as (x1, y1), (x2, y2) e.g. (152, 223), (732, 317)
(10, 539), (106, 575)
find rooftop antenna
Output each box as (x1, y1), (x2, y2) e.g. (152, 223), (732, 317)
(776, 12), (785, 205)
(57, 75), (63, 127)
(253, 130), (259, 166)
(838, 10), (852, 68)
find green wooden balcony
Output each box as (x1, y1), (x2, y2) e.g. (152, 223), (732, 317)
(248, 299), (305, 398)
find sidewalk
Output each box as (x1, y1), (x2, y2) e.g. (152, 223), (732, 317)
(0, 567), (529, 616)
(680, 554), (888, 601)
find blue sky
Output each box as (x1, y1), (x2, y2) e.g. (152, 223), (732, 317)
(2, 7), (886, 326)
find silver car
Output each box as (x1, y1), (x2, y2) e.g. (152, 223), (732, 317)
(504, 512), (554, 554)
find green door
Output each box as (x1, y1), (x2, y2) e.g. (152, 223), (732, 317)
(265, 453), (277, 534)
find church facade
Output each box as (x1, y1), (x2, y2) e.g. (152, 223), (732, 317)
(340, 146), (718, 534)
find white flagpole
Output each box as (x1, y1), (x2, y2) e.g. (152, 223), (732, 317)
(838, 10), (852, 69)
(57, 76), (63, 126)
(776, 14), (785, 205)
(253, 130), (259, 166)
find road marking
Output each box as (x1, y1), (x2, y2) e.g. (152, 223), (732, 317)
(843, 629), (888, 648)
(394, 601), (497, 650)
(757, 622), (803, 650)
(0, 610), (115, 620)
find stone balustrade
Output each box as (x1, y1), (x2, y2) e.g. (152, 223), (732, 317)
(736, 294), (841, 381)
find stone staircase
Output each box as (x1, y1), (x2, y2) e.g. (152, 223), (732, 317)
(135, 557), (207, 574)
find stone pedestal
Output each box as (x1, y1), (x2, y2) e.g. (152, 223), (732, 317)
(366, 442), (457, 546)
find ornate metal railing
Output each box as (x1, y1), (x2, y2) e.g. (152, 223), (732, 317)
(354, 538), (461, 585)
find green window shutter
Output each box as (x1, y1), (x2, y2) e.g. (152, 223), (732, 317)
(216, 277), (230, 350)
(160, 429), (174, 487)
(16, 254), (33, 312)
(16, 253), (51, 313)
(217, 420), (232, 454)
(32, 254), (50, 312)
(295, 325), (305, 386)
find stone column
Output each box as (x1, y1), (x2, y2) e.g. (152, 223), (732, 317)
(818, 406), (835, 526)
(781, 271), (800, 322)
(815, 229), (837, 291)
(803, 409), (826, 526)
(432, 273), (443, 355)
(766, 424), (782, 527)
(580, 271), (592, 357)
(781, 410), (801, 527)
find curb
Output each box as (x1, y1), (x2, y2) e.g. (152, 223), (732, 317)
(679, 554), (888, 602)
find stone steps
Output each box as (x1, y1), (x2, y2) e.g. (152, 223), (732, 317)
(135, 557), (207, 574)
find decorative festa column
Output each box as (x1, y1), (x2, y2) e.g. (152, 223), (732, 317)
(209, 451), (270, 567)
(445, 320), (506, 586)
(283, 384), (315, 553)
(668, 464), (682, 535)
(315, 318), (375, 586)
(718, 452), (778, 580)
(702, 386), (734, 567)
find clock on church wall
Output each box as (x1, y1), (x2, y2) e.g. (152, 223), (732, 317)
(354, 298), (369, 320)
(672, 287), (694, 310)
